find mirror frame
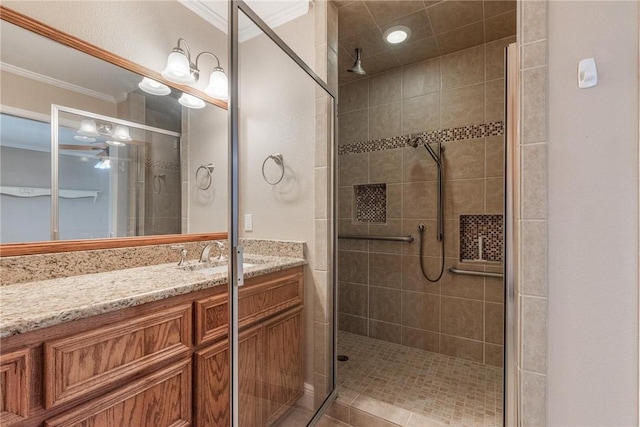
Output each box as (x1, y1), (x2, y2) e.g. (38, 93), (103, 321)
(0, 6), (229, 257)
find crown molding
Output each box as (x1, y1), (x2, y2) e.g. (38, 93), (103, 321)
(0, 62), (116, 103)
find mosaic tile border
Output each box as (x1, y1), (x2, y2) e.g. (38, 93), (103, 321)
(338, 121), (504, 155)
(144, 159), (180, 170)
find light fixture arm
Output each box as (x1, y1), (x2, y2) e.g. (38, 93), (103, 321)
(195, 51), (222, 69)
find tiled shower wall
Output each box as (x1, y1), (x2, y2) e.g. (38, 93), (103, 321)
(337, 36), (514, 366)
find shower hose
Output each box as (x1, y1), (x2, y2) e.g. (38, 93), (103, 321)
(417, 223), (445, 282)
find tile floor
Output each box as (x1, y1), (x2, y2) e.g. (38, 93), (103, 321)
(336, 331), (504, 427)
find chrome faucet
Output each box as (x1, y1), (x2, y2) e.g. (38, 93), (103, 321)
(200, 241), (225, 263)
(170, 245), (188, 266)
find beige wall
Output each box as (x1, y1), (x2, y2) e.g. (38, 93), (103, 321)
(547, 1), (639, 425)
(337, 37), (513, 366)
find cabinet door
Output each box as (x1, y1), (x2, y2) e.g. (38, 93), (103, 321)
(194, 326), (262, 427)
(44, 359), (191, 427)
(0, 348), (30, 425)
(262, 307), (303, 424)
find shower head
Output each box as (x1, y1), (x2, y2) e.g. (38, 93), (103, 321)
(347, 48), (367, 75)
(407, 136), (443, 167)
(407, 137), (420, 148)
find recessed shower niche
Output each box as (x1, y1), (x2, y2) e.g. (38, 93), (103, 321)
(354, 183), (386, 223)
(460, 214), (504, 262)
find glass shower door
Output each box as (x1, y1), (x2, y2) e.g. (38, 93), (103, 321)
(229, 2), (337, 425)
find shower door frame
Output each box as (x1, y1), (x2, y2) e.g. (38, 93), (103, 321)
(227, 2), (339, 426)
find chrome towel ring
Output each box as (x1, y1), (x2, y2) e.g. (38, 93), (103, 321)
(262, 153), (285, 185)
(196, 163), (214, 190)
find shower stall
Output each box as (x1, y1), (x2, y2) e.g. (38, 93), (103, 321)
(335, 11), (515, 424)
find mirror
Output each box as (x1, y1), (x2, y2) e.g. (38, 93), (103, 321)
(0, 11), (229, 250)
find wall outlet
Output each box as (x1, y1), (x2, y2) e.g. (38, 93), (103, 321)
(244, 214), (253, 232)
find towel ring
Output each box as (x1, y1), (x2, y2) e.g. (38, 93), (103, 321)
(196, 164), (214, 190)
(262, 153), (285, 185)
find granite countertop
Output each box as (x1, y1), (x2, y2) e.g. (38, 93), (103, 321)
(0, 254), (305, 338)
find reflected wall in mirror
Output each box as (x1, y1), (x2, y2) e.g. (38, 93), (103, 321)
(0, 15), (229, 246)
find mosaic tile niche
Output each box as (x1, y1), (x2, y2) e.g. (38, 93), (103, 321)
(459, 214), (504, 262)
(354, 183), (386, 223)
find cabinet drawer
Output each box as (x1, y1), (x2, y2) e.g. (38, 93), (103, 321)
(0, 348), (30, 425)
(45, 359), (191, 427)
(44, 304), (191, 409)
(194, 268), (303, 345)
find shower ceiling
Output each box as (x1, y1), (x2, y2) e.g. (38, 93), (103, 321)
(335, 0), (516, 83)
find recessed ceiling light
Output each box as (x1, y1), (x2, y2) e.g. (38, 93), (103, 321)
(383, 26), (412, 44)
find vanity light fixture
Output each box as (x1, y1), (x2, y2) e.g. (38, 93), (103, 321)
(138, 77), (171, 96)
(161, 38), (229, 101)
(178, 93), (206, 109)
(112, 125), (132, 142)
(77, 119), (100, 137)
(106, 140), (126, 147)
(383, 26), (412, 44)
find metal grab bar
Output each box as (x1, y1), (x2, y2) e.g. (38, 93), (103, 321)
(448, 266), (504, 279)
(338, 234), (414, 243)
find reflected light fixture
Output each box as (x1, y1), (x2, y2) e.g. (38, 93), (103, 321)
(383, 26), (412, 44)
(138, 77), (171, 96)
(161, 38), (229, 101)
(106, 140), (126, 147)
(94, 159), (111, 169)
(76, 119), (131, 144)
(178, 93), (206, 109)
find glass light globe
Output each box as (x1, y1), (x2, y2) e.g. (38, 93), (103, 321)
(204, 67), (229, 100)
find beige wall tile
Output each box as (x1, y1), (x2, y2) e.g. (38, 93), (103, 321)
(485, 302), (504, 345)
(340, 79), (369, 113)
(436, 22), (485, 56)
(403, 181), (438, 219)
(365, 0), (423, 26)
(370, 102), (402, 139)
(314, 321), (329, 374)
(441, 267), (485, 300)
(406, 413), (448, 427)
(485, 36), (516, 81)
(402, 326), (440, 352)
(442, 139), (485, 180)
(339, 152), (368, 186)
(369, 148), (402, 183)
(338, 250), (368, 284)
(315, 219), (328, 270)
(387, 183), (402, 218)
(522, 0), (547, 43)
(440, 334), (484, 362)
(441, 83), (484, 128)
(522, 296), (547, 374)
(485, 276), (505, 303)
(402, 255), (441, 294)
(315, 167), (328, 219)
(522, 143), (548, 219)
(369, 69), (402, 106)
(315, 44), (328, 82)
(441, 297), (484, 340)
(521, 371), (547, 426)
(485, 9), (517, 42)
(522, 220), (548, 297)
(394, 37), (441, 66)
(402, 290), (440, 331)
(339, 108), (368, 144)
(339, 313), (368, 335)
(369, 253), (402, 288)
(485, 78), (505, 122)
(338, 218), (368, 237)
(444, 179), (485, 219)
(402, 219), (439, 257)
(369, 319), (402, 344)
(402, 58), (441, 99)
(337, 1), (377, 39)
(403, 92), (440, 134)
(522, 67), (547, 143)
(426, 0), (483, 34)
(440, 45), (485, 89)
(522, 40), (547, 69)
(369, 286), (402, 323)
(316, 113), (329, 167)
(403, 146), (439, 182)
(338, 185), (353, 219)
(339, 281), (368, 317)
(485, 135), (505, 178)
(328, 1), (338, 53)
(485, 177), (504, 214)
(484, 0), (516, 18)
(485, 343), (504, 367)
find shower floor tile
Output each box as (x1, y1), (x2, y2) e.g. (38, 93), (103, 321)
(337, 331), (503, 427)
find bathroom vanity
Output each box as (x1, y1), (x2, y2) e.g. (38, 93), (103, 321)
(0, 257), (304, 427)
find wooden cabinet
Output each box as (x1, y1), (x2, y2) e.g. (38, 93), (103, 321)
(0, 266), (304, 427)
